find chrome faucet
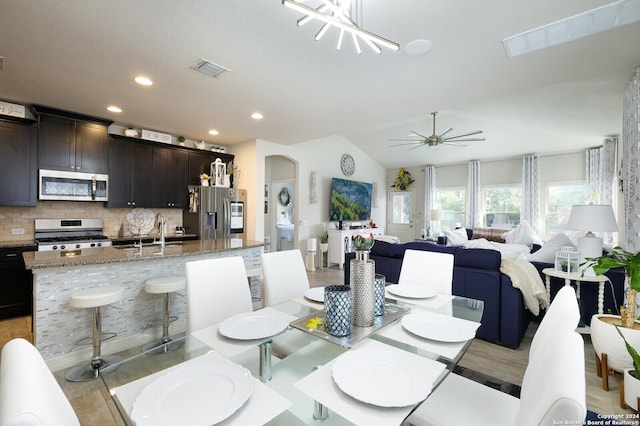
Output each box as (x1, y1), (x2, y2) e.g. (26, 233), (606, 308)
(154, 215), (166, 254)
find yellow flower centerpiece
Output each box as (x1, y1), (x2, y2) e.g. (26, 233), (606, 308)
(391, 168), (415, 190)
(304, 316), (323, 330)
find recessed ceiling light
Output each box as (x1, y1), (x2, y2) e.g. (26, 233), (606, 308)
(107, 105), (122, 113)
(404, 39), (433, 56)
(251, 112), (264, 120)
(134, 76), (153, 86)
(208, 129), (220, 135)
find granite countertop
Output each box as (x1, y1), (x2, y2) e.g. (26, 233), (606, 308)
(0, 240), (37, 250)
(23, 238), (264, 270)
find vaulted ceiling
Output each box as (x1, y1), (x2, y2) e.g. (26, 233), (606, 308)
(1, 0), (638, 168)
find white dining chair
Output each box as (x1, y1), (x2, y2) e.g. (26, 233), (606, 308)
(406, 317), (586, 425)
(261, 249), (310, 306)
(185, 256), (253, 333)
(0, 338), (81, 426)
(398, 249), (454, 295)
(529, 285), (580, 357)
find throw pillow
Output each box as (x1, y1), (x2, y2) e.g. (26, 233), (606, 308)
(502, 220), (541, 247)
(444, 227), (469, 246)
(527, 233), (574, 263)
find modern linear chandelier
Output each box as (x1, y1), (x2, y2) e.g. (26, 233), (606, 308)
(281, 0), (399, 54)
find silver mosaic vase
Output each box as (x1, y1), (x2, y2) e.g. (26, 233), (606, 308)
(350, 250), (375, 327)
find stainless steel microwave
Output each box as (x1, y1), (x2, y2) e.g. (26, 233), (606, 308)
(38, 169), (108, 202)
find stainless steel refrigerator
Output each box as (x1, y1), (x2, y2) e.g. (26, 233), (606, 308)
(183, 186), (247, 240)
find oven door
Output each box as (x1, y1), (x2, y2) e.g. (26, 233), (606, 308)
(39, 169), (108, 201)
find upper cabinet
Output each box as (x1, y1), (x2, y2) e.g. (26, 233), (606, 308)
(0, 118), (37, 206)
(107, 135), (153, 208)
(152, 145), (189, 208)
(32, 105), (113, 174)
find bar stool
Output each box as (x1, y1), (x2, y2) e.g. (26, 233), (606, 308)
(143, 276), (185, 354)
(65, 285), (124, 382)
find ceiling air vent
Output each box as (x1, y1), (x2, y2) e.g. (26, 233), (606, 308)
(191, 58), (230, 78)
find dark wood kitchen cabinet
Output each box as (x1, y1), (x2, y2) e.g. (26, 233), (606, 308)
(0, 118), (37, 206)
(188, 151), (234, 186)
(152, 145), (189, 208)
(0, 245), (36, 320)
(107, 136), (153, 208)
(33, 106), (112, 173)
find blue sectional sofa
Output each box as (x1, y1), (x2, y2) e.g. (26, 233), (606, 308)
(344, 240), (625, 348)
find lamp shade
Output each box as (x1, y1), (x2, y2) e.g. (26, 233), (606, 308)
(566, 204), (618, 233)
(429, 209), (444, 221)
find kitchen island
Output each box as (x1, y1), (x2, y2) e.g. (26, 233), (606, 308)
(23, 238), (264, 368)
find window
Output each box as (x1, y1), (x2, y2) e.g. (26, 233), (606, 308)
(546, 181), (587, 237)
(435, 187), (465, 231)
(390, 191), (412, 224)
(484, 185), (521, 228)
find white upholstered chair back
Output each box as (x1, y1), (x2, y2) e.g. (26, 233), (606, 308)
(261, 249), (310, 307)
(529, 285), (580, 358)
(0, 338), (81, 426)
(515, 328), (586, 425)
(398, 249), (454, 295)
(185, 256), (253, 333)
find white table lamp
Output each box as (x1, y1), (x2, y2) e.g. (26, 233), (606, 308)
(429, 209), (444, 236)
(567, 204), (617, 262)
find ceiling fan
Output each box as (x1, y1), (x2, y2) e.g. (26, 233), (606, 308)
(389, 112), (485, 149)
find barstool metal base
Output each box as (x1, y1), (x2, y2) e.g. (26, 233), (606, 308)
(65, 354), (124, 382)
(143, 338), (184, 355)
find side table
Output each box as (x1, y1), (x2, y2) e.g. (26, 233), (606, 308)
(542, 268), (610, 324)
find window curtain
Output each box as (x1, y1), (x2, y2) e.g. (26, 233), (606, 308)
(424, 165), (436, 234)
(466, 161), (481, 228)
(586, 138), (617, 244)
(623, 67), (640, 252)
(521, 154), (539, 234)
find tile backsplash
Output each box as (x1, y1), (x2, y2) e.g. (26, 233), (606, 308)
(0, 201), (184, 242)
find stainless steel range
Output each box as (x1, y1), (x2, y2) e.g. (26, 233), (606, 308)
(35, 218), (112, 251)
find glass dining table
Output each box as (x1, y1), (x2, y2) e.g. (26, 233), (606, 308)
(101, 292), (483, 425)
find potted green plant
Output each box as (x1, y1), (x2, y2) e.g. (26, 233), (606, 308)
(584, 246), (640, 328)
(617, 326), (640, 409)
(124, 125), (138, 137)
(583, 247), (640, 387)
(177, 135), (186, 146)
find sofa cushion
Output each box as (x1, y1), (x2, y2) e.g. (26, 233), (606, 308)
(444, 227), (469, 245)
(370, 240), (395, 257)
(503, 220), (541, 247)
(471, 227), (511, 243)
(455, 248), (502, 270)
(527, 233), (574, 263)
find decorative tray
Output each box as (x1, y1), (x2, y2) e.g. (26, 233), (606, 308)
(289, 304), (411, 348)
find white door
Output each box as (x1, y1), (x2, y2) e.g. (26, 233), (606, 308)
(387, 190), (415, 242)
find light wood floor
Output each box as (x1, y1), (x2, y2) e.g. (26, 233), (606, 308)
(0, 265), (633, 424)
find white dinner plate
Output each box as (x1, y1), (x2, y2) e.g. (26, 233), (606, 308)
(386, 284), (436, 299)
(304, 287), (325, 303)
(219, 311), (289, 340)
(331, 347), (433, 407)
(130, 361), (253, 426)
(401, 312), (479, 343)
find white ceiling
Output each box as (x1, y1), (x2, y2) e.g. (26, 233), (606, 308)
(0, 0), (638, 169)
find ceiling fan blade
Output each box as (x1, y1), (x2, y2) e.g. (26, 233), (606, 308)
(438, 127), (453, 137)
(443, 130), (483, 140)
(389, 141), (426, 147)
(445, 137), (486, 142)
(443, 142), (468, 147)
(409, 130), (430, 139)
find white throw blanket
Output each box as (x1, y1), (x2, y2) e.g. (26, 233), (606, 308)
(500, 259), (549, 315)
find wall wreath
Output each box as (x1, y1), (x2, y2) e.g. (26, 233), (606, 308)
(279, 187), (292, 206)
(391, 168), (415, 190)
